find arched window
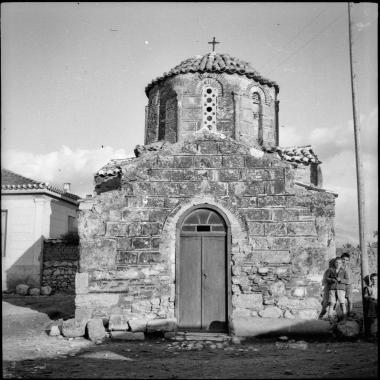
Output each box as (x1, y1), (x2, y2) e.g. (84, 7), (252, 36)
(252, 92), (263, 144)
(181, 208), (226, 233)
(202, 86), (218, 131)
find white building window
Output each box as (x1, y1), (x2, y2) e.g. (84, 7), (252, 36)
(68, 215), (77, 233)
(202, 86), (218, 131)
(1, 210), (7, 257)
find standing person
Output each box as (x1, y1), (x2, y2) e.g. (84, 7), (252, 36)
(326, 257), (349, 321)
(364, 273), (378, 338)
(319, 258), (336, 319)
(341, 252), (354, 317)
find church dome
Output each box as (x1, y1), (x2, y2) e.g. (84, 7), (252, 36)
(145, 52), (278, 96)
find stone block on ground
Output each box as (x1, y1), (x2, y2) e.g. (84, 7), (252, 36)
(15, 284), (29, 295)
(336, 320), (360, 338)
(183, 333), (229, 342)
(29, 288), (41, 296)
(109, 314), (130, 331)
(128, 319), (148, 332)
(231, 336), (242, 345)
(110, 331), (145, 341)
(146, 319), (177, 333)
(40, 285), (52, 296)
(62, 318), (87, 338)
(49, 325), (61, 336)
(288, 341), (308, 350)
(87, 318), (106, 342)
(164, 332), (176, 339)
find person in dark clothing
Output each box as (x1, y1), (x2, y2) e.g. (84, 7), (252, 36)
(364, 273), (378, 337)
(319, 258), (337, 319)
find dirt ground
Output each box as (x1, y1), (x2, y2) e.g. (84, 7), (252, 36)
(2, 294), (378, 379)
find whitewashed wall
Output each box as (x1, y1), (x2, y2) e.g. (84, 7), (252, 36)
(1, 193), (78, 290)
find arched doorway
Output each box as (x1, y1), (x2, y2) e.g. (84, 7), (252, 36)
(176, 206), (229, 332)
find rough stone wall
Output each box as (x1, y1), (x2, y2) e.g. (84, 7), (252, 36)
(76, 131), (336, 325)
(145, 73), (278, 147)
(42, 240), (79, 293)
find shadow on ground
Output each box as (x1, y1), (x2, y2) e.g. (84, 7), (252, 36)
(2, 294), (75, 320)
(3, 337), (378, 379)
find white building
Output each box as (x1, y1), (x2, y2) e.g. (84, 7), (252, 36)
(1, 168), (80, 290)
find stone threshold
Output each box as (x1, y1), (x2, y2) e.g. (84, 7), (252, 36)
(166, 331), (231, 342)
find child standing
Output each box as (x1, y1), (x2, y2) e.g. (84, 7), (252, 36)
(364, 273), (378, 337)
(326, 257), (349, 321)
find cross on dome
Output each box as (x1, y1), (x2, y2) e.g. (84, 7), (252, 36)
(208, 37), (220, 52)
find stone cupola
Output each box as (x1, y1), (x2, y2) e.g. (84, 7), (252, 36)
(144, 52), (280, 148)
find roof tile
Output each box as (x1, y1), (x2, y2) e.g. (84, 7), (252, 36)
(1, 168), (81, 200)
(145, 52), (278, 96)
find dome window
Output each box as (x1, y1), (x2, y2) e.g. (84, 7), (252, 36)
(252, 92), (263, 145)
(202, 86), (218, 131)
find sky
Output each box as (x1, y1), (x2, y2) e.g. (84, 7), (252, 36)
(1, 2), (377, 246)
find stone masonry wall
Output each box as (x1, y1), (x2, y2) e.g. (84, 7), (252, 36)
(42, 240), (79, 294)
(76, 131), (336, 326)
(145, 73), (278, 147)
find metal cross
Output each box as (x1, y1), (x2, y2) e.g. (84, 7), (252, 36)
(208, 37), (220, 52)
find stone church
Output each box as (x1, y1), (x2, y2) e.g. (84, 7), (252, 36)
(76, 50), (337, 336)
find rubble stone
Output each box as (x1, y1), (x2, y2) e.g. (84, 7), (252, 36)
(146, 319), (177, 333)
(15, 284), (29, 295)
(336, 320), (360, 338)
(29, 288), (41, 296)
(259, 306), (283, 318)
(128, 319), (148, 332)
(40, 285), (52, 296)
(109, 314), (130, 331)
(49, 325), (61, 336)
(87, 318), (106, 342)
(62, 318), (87, 338)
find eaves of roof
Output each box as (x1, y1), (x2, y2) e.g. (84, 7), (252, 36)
(145, 52), (279, 96)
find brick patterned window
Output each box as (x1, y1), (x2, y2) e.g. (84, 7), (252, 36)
(202, 86), (218, 131)
(252, 92), (263, 144)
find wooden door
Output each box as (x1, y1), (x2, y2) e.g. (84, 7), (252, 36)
(178, 208), (227, 331)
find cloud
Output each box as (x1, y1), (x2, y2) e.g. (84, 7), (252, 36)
(319, 148), (377, 247)
(280, 109), (378, 245)
(1, 145), (134, 197)
(280, 108), (377, 163)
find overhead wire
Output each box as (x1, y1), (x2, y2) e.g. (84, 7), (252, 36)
(267, 13), (344, 75)
(265, 7), (327, 70)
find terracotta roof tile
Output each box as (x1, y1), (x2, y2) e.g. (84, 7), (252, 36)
(145, 52), (279, 96)
(1, 168), (81, 200)
(274, 145), (321, 164)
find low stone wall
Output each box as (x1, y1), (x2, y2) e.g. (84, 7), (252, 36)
(42, 240), (79, 294)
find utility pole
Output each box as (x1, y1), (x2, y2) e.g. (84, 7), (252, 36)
(347, 2), (369, 331)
